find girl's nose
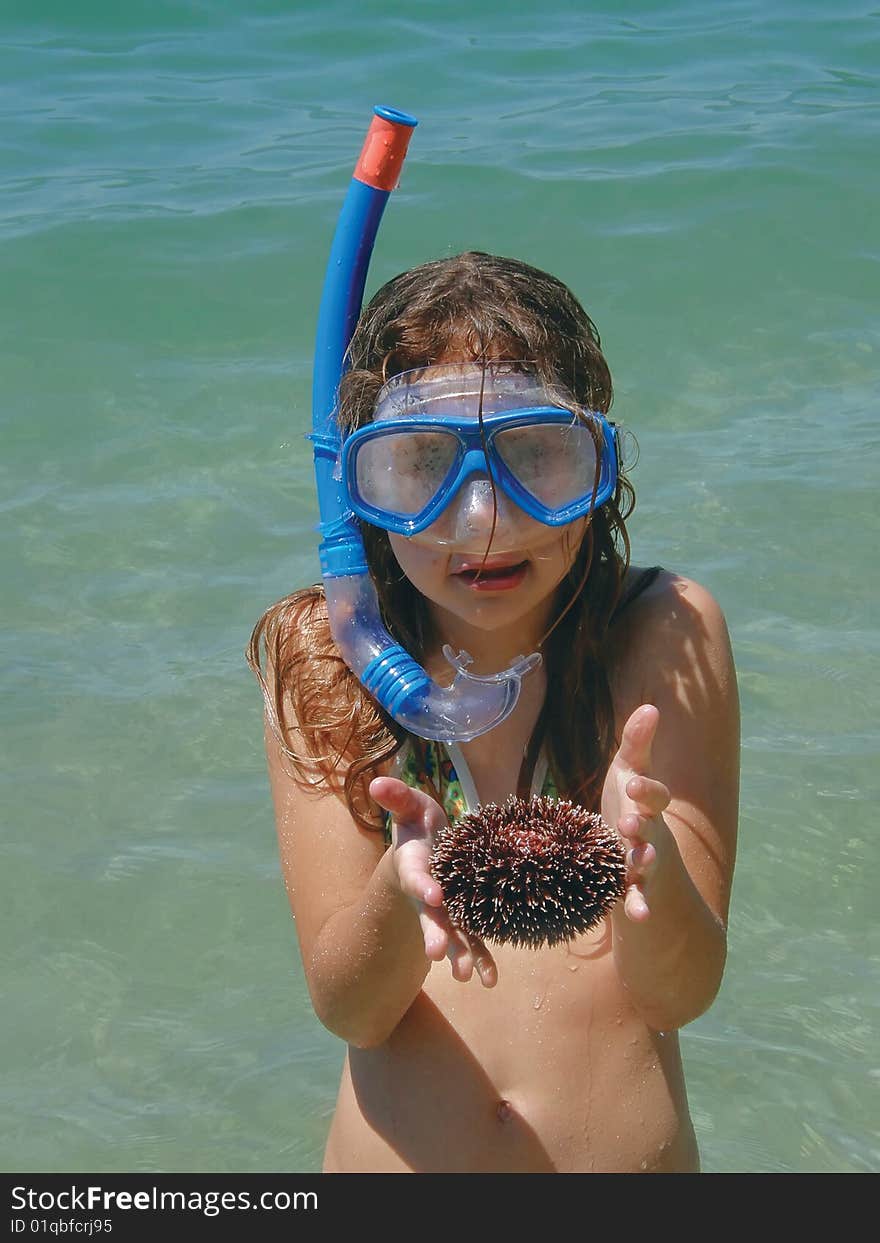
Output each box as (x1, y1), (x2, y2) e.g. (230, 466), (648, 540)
(412, 469), (537, 548)
(449, 476), (514, 542)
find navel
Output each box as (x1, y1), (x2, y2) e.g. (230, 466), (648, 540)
(496, 1098), (514, 1123)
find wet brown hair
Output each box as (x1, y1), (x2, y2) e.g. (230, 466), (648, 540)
(247, 252), (635, 829)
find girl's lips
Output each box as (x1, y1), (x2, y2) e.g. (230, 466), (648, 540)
(451, 558), (530, 592)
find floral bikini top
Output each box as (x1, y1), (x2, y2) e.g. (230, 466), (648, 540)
(382, 739), (559, 847)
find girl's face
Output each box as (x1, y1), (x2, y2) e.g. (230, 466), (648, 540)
(362, 353), (599, 669)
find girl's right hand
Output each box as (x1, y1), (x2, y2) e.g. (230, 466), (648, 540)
(369, 776), (498, 989)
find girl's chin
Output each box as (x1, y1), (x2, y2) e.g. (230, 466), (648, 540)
(428, 580), (555, 651)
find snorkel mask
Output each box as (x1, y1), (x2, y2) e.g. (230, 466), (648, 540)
(310, 107), (616, 742)
(343, 362), (617, 541)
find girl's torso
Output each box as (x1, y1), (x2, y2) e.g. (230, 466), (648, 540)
(325, 929), (697, 1172)
(324, 566), (699, 1173)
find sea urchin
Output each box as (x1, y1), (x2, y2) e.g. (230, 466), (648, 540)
(430, 795), (626, 950)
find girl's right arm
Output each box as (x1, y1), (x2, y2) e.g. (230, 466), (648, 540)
(264, 728), (496, 1049)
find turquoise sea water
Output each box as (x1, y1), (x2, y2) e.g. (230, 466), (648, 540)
(2, 0), (878, 1174)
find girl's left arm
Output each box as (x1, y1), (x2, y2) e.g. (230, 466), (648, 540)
(604, 574), (740, 1031)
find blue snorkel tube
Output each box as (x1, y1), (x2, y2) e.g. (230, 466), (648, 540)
(311, 106), (540, 742)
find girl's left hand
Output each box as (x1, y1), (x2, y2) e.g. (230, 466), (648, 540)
(601, 704), (671, 923)
(369, 775), (498, 988)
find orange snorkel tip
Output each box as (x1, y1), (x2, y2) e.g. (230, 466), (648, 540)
(353, 105), (418, 191)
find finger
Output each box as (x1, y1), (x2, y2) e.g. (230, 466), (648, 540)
(616, 704), (659, 774)
(626, 841), (657, 877)
(448, 932), (499, 987)
(419, 900), (483, 969)
(469, 939), (498, 989)
(616, 811), (644, 843)
(624, 883), (650, 923)
(624, 774), (670, 817)
(394, 833), (443, 900)
(418, 903), (450, 961)
(369, 776), (445, 831)
(445, 927), (476, 982)
(396, 850), (444, 908)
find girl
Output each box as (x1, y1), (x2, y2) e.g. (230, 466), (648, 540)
(248, 251), (740, 1173)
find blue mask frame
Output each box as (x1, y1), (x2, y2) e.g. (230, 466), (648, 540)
(342, 408), (618, 535)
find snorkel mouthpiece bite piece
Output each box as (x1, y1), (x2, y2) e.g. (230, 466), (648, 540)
(376, 646), (542, 744)
(421, 647), (544, 743)
(311, 107), (540, 742)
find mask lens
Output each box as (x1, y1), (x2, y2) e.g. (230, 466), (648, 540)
(494, 420), (599, 510)
(354, 429), (460, 517)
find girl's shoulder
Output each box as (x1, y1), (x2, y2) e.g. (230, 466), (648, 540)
(609, 567), (736, 712)
(618, 566), (730, 614)
(615, 565), (729, 631)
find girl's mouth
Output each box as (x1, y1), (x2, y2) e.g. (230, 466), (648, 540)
(452, 559), (530, 592)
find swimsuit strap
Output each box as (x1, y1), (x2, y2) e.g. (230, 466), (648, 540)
(404, 739), (470, 824)
(613, 565), (663, 618)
